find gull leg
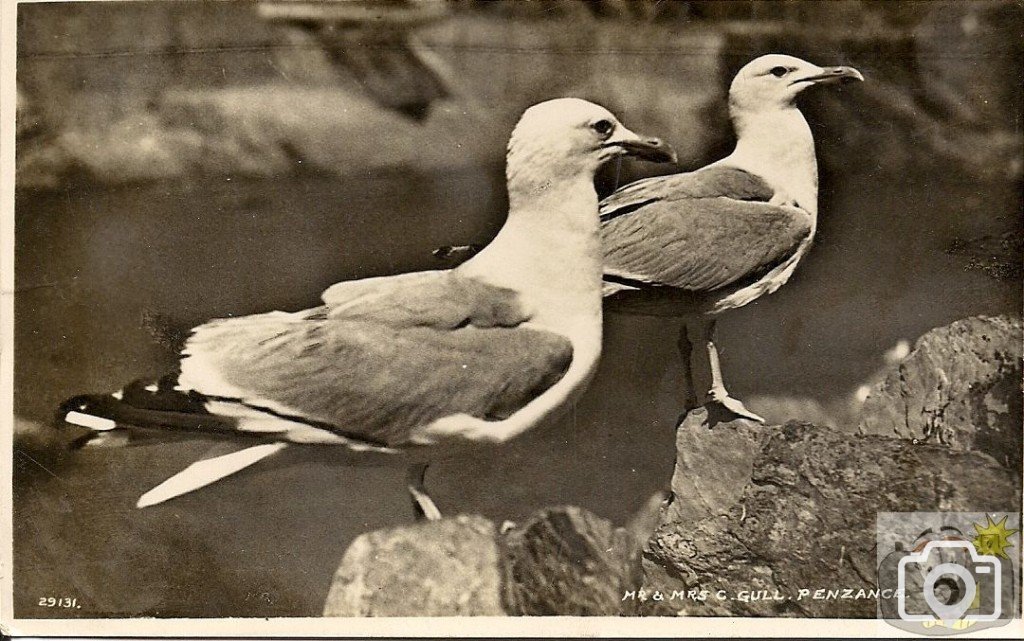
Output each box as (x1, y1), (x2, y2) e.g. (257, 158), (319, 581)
(699, 319), (766, 424)
(675, 319), (699, 426)
(406, 463), (442, 521)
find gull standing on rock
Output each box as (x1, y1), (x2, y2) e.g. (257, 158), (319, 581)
(60, 98), (676, 518)
(600, 54), (863, 423)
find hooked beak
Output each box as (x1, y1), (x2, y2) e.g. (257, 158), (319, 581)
(605, 128), (677, 164)
(794, 65), (864, 85)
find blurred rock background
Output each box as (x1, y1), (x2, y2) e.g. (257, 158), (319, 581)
(16, 0), (1023, 187)
(13, 0), (1023, 618)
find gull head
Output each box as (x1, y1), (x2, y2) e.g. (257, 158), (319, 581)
(729, 54), (864, 112)
(507, 98), (676, 181)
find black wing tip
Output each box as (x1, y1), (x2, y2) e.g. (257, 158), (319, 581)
(56, 394), (112, 424)
(55, 394), (122, 449)
(56, 376), (220, 450)
(599, 198), (657, 223)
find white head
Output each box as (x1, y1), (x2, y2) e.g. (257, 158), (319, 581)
(729, 54), (864, 113)
(506, 98), (675, 186)
(721, 55), (862, 216)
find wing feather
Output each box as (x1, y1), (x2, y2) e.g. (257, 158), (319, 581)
(179, 272), (572, 446)
(600, 166), (775, 223)
(600, 166), (812, 294)
(321, 270), (527, 328)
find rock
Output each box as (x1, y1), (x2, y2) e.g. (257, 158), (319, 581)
(322, 515), (505, 616)
(640, 422), (1021, 617)
(624, 490), (670, 544)
(322, 506), (642, 616)
(322, 315), (1024, 617)
(503, 506), (640, 616)
(640, 316), (1023, 616)
(663, 408), (766, 524)
(859, 315), (1022, 472)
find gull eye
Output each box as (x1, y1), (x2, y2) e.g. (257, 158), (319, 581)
(769, 66), (789, 78)
(592, 119), (615, 136)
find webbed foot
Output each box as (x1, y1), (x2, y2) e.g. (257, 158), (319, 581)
(708, 387), (765, 423)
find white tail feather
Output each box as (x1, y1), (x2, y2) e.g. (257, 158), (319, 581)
(136, 442), (288, 508)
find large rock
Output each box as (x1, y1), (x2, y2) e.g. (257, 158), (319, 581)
(15, 4), (726, 188)
(859, 315), (1022, 472)
(503, 506), (639, 615)
(323, 515), (505, 616)
(638, 315), (1023, 617)
(663, 408), (766, 524)
(640, 422), (1021, 617)
(323, 315), (1021, 617)
(323, 507), (640, 616)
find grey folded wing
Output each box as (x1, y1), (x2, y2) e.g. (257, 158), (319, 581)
(600, 165), (775, 223)
(180, 271), (572, 446)
(600, 166), (813, 293)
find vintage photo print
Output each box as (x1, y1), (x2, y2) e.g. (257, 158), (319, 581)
(2, 0), (1022, 637)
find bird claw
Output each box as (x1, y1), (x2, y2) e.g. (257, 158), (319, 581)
(708, 389), (766, 423)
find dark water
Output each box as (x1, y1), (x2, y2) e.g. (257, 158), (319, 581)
(13, 162), (1021, 617)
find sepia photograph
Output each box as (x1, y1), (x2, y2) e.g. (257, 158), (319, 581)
(2, 0), (1022, 637)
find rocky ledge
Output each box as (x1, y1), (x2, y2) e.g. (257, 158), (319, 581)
(322, 315), (1022, 616)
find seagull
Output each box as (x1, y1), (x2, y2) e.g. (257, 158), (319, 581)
(599, 54), (863, 423)
(59, 98), (675, 518)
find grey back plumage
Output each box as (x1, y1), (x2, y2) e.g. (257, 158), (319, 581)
(600, 166), (813, 296)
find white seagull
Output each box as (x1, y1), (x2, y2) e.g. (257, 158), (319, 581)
(599, 54), (863, 423)
(60, 98), (675, 517)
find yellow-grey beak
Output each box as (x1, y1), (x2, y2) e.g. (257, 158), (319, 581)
(605, 129), (677, 164)
(796, 65), (864, 85)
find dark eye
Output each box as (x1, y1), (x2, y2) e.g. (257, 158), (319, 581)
(769, 66), (789, 78)
(592, 119), (615, 136)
